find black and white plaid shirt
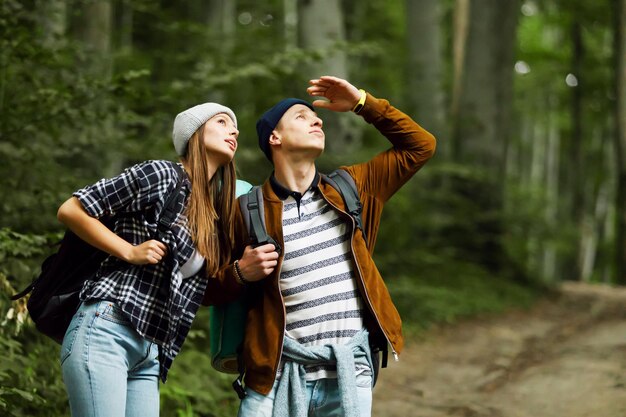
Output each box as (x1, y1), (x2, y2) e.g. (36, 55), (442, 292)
(74, 160), (205, 382)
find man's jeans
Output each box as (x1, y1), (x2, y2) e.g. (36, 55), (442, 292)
(61, 300), (160, 417)
(238, 372), (373, 417)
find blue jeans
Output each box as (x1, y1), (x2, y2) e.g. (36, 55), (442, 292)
(238, 372), (373, 417)
(61, 300), (160, 417)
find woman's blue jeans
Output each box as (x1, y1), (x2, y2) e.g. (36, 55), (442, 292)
(60, 300), (160, 417)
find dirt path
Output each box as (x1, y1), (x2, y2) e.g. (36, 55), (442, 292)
(372, 282), (626, 417)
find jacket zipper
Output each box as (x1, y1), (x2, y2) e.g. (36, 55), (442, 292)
(272, 199), (287, 381)
(323, 192), (399, 362)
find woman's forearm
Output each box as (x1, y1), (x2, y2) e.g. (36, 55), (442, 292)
(57, 197), (135, 262)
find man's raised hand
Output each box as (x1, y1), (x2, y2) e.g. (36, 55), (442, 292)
(307, 76), (361, 112)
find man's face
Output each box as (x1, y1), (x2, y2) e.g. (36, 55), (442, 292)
(272, 104), (325, 159)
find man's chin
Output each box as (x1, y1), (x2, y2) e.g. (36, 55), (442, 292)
(291, 145), (324, 161)
(311, 147), (324, 159)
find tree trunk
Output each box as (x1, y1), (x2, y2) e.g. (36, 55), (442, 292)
(284, 0), (297, 49)
(117, 0), (133, 55)
(71, 0), (116, 175)
(206, 0), (236, 50)
(297, 0), (347, 80)
(580, 180), (611, 281)
(37, 0), (66, 48)
(449, 0), (521, 275)
(452, 0), (519, 171)
(298, 0), (352, 154)
(203, 0), (236, 102)
(570, 17), (585, 281)
(451, 0), (469, 161)
(73, 0), (112, 78)
(542, 101), (560, 282)
(406, 0), (445, 141)
(614, 0), (626, 284)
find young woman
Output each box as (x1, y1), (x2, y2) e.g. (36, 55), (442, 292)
(56, 103), (245, 417)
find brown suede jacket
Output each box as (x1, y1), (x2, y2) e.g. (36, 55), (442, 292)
(203, 93), (436, 395)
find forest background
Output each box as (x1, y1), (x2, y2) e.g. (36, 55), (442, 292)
(1, 0), (624, 416)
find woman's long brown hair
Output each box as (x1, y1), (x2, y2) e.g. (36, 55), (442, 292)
(181, 127), (236, 277)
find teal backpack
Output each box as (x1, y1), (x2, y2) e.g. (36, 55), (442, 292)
(209, 170), (366, 398)
(209, 179), (252, 375)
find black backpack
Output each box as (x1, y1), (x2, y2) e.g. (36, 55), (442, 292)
(12, 163), (184, 344)
(216, 168), (368, 399)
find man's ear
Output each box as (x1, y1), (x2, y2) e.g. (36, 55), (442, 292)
(268, 131), (281, 146)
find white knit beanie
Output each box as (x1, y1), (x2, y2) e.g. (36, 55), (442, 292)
(172, 103), (237, 156)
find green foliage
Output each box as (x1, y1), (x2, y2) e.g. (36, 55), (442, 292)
(0, 269), (68, 417)
(514, 0), (617, 282)
(0, 0), (618, 415)
(160, 309), (240, 417)
(387, 265), (538, 336)
(0, 228), (49, 260)
(0, 228), (60, 291)
(0, 337), (45, 416)
(375, 162), (538, 285)
(161, 353), (239, 417)
(0, 229), (70, 416)
(1, 0), (141, 233)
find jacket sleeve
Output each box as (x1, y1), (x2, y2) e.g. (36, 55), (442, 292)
(342, 93), (436, 204)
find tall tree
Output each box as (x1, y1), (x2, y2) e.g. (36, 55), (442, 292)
(74, 0), (113, 78)
(297, 0), (351, 152)
(284, 0), (297, 49)
(449, 0), (521, 273)
(451, 0), (520, 169)
(569, 12), (585, 280)
(614, 0), (626, 284)
(451, 0), (469, 152)
(206, 0), (236, 50)
(117, 0), (133, 55)
(406, 0), (445, 140)
(203, 0), (236, 102)
(542, 103), (561, 281)
(72, 0), (119, 176)
(297, 0), (347, 81)
(37, 0), (66, 47)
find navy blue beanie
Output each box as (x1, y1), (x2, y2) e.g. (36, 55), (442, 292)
(256, 98), (315, 162)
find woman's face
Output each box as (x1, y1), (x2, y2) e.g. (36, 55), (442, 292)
(202, 113), (238, 165)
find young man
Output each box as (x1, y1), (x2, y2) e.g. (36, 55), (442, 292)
(205, 76), (436, 417)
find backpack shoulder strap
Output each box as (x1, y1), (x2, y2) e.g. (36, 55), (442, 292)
(157, 162), (185, 234)
(324, 169), (367, 244)
(11, 281), (34, 300)
(239, 186), (282, 255)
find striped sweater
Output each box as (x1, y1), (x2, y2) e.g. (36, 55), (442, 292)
(279, 188), (365, 380)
